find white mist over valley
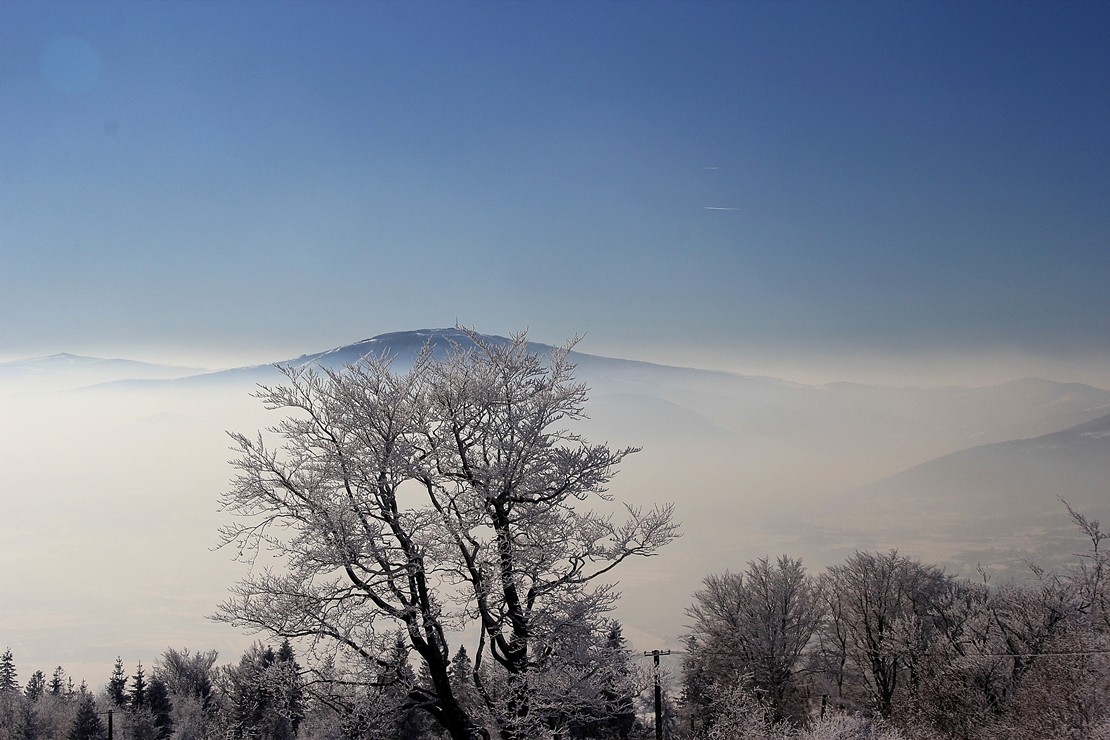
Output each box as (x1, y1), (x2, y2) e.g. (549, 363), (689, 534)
(3, 329), (1107, 683)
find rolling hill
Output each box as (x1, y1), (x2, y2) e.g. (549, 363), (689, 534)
(824, 412), (1110, 577)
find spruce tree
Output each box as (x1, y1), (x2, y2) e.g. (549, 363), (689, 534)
(107, 658), (128, 707)
(227, 642), (305, 740)
(275, 640), (304, 736)
(67, 693), (106, 740)
(228, 644), (274, 739)
(597, 621), (638, 740)
(49, 667), (65, 697)
(127, 708), (157, 740)
(448, 646), (479, 715)
(129, 662), (147, 709)
(379, 633), (424, 740)
(146, 678), (174, 740)
(24, 670), (45, 702)
(0, 647), (18, 692)
(276, 638), (295, 664)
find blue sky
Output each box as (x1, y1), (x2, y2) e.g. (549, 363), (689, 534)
(2, 0), (1109, 377)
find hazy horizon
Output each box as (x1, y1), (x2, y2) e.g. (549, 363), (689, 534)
(6, 334), (1110, 392)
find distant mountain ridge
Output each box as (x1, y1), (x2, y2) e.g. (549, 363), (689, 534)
(857, 411), (1110, 513)
(11, 329), (1110, 459)
(0, 352), (205, 393)
(281, 327), (756, 381)
(819, 410), (1110, 576)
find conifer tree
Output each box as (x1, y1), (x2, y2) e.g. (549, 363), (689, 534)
(67, 693), (106, 740)
(107, 658), (128, 707)
(571, 621), (639, 740)
(378, 633), (423, 740)
(0, 647), (18, 692)
(129, 662), (147, 709)
(448, 646), (477, 707)
(275, 639), (295, 664)
(227, 644), (279, 739)
(49, 667), (66, 697)
(126, 709), (157, 740)
(24, 670), (45, 702)
(146, 678), (174, 740)
(275, 640), (304, 736)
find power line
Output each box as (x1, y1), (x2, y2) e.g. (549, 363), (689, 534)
(680, 647), (1110, 658)
(644, 650), (672, 740)
(948, 648), (1110, 658)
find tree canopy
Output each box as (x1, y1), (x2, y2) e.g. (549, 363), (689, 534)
(215, 330), (678, 740)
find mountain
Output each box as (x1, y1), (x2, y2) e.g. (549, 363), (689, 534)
(284, 327), (519, 368)
(23, 329), (1110, 467)
(86, 328), (534, 389)
(827, 412), (1110, 576)
(0, 352), (206, 393)
(860, 411), (1110, 513)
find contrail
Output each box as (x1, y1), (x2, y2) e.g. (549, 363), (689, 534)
(703, 206), (739, 211)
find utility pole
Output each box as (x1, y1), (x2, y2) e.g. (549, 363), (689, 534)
(99, 709), (113, 740)
(644, 649), (672, 740)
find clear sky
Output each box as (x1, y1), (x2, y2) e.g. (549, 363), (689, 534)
(2, 0), (1109, 378)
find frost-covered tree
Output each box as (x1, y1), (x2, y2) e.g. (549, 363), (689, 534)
(565, 621), (641, 739)
(15, 694), (40, 740)
(156, 648), (218, 711)
(274, 640), (304, 736)
(34, 691), (78, 738)
(1064, 498), (1110, 633)
(0, 649), (18, 693)
(215, 331), (678, 740)
(966, 514), (1110, 739)
(816, 551), (951, 719)
(222, 641), (307, 740)
(0, 686), (23, 740)
(125, 707), (158, 740)
(448, 645), (480, 719)
(684, 556), (824, 725)
(224, 644), (274, 739)
(299, 637), (423, 740)
(152, 648), (221, 740)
